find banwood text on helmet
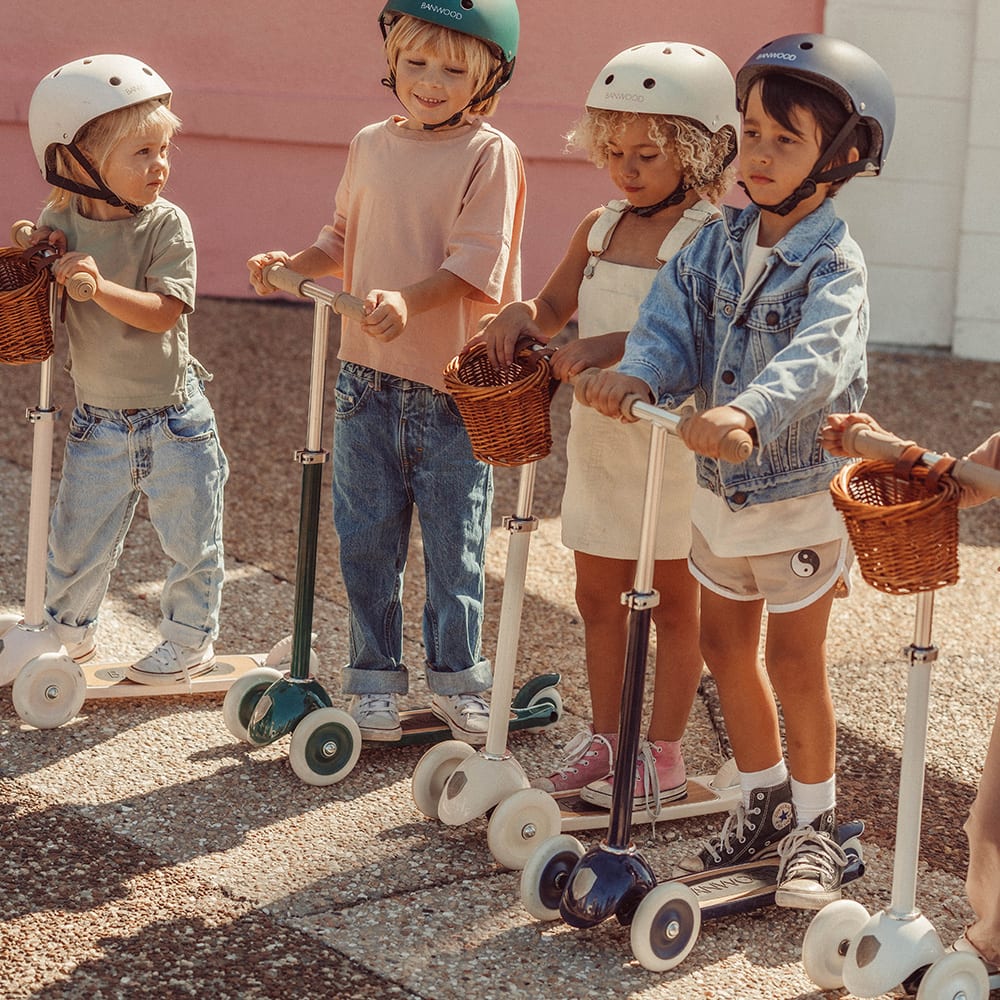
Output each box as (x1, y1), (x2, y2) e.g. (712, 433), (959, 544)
(586, 42), (739, 216)
(29, 54), (172, 214)
(736, 33), (895, 215)
(379, 0), (519, 127)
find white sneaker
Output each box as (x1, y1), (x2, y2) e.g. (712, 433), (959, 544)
(349, 693), (402, 741)
(430, 692), (490, 746)
(48, 620), (97, 663)
(125, 639), (215, 686)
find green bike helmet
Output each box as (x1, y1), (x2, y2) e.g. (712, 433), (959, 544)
(379, 0), (519, 126)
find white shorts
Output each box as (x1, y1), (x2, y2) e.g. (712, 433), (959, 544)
(688, 526), (853, 613)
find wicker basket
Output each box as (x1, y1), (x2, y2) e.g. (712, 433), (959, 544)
(830, 459), (960, 595)
(443, 343), (555, 467)
(0, 247), (53, 365)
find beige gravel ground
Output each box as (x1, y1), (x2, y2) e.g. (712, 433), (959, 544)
(1, 295), (998, 999)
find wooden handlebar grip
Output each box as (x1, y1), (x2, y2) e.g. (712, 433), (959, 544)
(261, 261), (305, 297)
(262, 263), (368, 323)
(330, 291), (369, 324)
(842, 424), (913, 463)
(65, 272), (96, 301)
(11, 220), (35, 249)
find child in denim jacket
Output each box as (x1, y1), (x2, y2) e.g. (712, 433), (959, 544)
(575, 34), (895, 908)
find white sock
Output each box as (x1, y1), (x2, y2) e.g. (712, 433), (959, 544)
(791, 775), (836, 827)
(739, 760), (788, 809)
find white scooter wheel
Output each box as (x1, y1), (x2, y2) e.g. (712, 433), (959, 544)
(916, 951), (989, 1000)
(222, 666), (285, 742)
(12, 653), (87, 729)
(411, 740), (476, 819)
(630, 880), (702, 972)
(801, 899), (870, 989)
(288, 707), (362, 786)
(487, 787), (562, 870)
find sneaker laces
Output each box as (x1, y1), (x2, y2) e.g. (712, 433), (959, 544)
(450, 692), (489, 720)
(635, 740), (663, 822)
(551, 730), (605, 780)
(357, 693), (396, 717)
(777, 825), (848, 887)
(699, 800), (756, 865)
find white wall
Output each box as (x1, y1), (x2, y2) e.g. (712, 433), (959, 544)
(826, 0), (1000, 360)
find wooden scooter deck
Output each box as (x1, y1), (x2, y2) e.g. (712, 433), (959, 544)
(553, 770), (741, 832)
(82, 654), (266, 699)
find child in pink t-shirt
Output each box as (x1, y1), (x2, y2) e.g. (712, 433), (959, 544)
(248, 1), (525, 745)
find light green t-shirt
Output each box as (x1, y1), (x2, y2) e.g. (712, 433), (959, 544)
(38, 198), (202, 409)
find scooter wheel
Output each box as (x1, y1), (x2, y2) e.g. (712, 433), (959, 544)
(487, 787), (562, 870)
(630, 880), (701, 972)
(520, 833), (584, 921)
(801, 899), (869, 990)
(12, 653), (86, 729)
(411, 740), (476, 819)
(916, 951), (989, 1000)
(288, 707), (362, 786)
(222, 667), (284, 742)
(521, 686), (564, 733)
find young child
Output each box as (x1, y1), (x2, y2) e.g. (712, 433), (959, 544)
(26, 54), (228, 685)
(247, 0), (525, 745)
(574, 33), (895, 908)
(476, 42), (738, 812)
(822, 412), (1000, 971)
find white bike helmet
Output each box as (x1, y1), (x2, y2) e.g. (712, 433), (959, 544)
(29, 54), (171, 212)
(586, 42), (740, 142)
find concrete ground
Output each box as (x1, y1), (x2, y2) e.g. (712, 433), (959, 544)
(1, 294), (998, 999)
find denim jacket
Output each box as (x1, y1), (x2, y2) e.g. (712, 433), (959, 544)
(620, 199), (867, 510)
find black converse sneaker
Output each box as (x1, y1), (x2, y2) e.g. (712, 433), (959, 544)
(774, 808), (848, 909)
(675, 779), (795, 874)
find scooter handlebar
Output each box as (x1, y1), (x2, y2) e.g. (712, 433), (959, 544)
(261, 262), (368, 323)
(9, 219), (96, 302)
(843, 424), (1000, 499)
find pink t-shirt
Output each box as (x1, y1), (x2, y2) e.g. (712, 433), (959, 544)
(314, 116), (526, 390)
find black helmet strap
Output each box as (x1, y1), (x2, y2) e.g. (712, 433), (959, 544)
(47, 143), (141, 216)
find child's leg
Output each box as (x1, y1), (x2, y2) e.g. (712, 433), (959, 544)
(963, 698), (1000, 964)
(410, 388), (492, 744)
(46, 407), (141, 631)
(332, 367), (412, 696)
(573, 551), (631, 734)
(648, 558), (702, 744)
(763, 589), (837, 786)
(699, 588), (782, 771)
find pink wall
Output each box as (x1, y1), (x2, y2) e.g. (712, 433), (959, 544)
(2, 2), (821, 300)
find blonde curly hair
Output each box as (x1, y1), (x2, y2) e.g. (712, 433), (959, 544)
(567, 108), (736, 203)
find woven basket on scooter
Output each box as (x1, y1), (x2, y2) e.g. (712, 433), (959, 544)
(0, 247), (53, 365)
(830, 459), (960, 595)
(443, 343), (554, 467)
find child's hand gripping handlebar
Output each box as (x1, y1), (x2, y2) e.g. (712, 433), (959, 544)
(260, 262), (368, 323)
(571, 366), (753, 465)
(842, 423), (1000, 500)
(10, 220), (97, 302)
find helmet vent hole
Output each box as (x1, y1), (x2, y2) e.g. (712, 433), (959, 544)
(109, 76), (122, 87)
(693, 48), (706, 57)
(142, 67), (154, 77)
(643, 77), (656, 90)
(83, 59), (93, 66)
(604, 74), (614, 85)
(461, 0), (474, 8)
(800, 41), (814, 50)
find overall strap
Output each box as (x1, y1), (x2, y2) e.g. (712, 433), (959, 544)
(655, 200), (720, 263)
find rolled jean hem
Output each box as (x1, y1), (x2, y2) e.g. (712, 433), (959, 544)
(341, 665), (410, 695)
(423, 659), (492, 696)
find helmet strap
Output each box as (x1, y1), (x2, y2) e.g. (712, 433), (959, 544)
(629, 179), (689, 218)
(48, 143), (142, 216)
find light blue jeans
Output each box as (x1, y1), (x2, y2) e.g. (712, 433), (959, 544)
(46, 370), (228, 649)
(333, 363), (493, 696)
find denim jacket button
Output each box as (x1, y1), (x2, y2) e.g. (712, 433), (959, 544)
(721, 370), (735, 385)
(723, 304), (734, 316)
(732, 491), (747, 504)
(766, 311), (780, 327)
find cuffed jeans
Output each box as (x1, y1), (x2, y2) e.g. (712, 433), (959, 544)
(46, 372), (228, 650)
(333, 363), (493, 696)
